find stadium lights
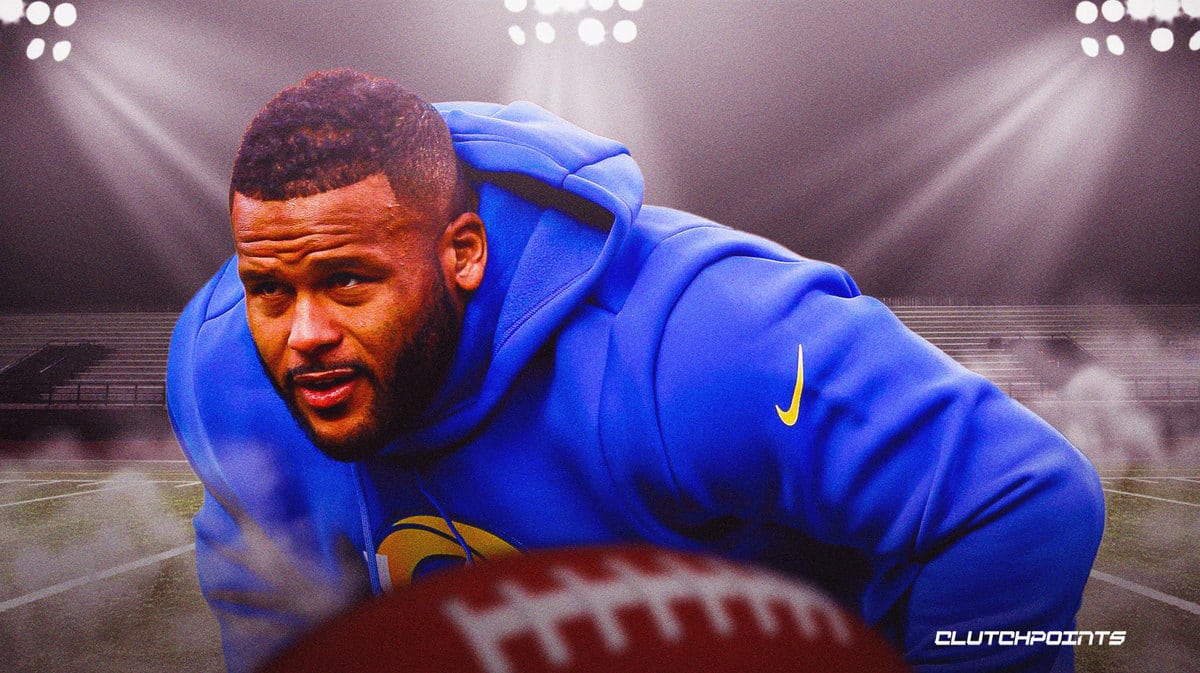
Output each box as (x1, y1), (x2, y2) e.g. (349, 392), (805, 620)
(25, 1), (49, 25)
(578, 16), (604, 45)
(2, 1), (78, 61)
(612, 18), (636, 43)
(1101, 0), (1126, 22)
(504, 0), (641, 46)
(0, 0), (22, 24)
(1077, 0), (1200, 55)
(1150, 26), (1175, 50)
(8, 1), (77, 61)
(51, 37), (68, 60)
(53, 1), (75, 27)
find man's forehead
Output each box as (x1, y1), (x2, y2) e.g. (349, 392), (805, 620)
(231, 174), (426, 242)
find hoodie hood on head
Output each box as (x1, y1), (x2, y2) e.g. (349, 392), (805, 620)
(383, 101), (645, 457)
(168, 100), (647, 465)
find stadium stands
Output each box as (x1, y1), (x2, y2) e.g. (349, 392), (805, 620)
(884, 302), (1200, 405)
(0, 313), (175, 409)
(0, 305), (1196, 442)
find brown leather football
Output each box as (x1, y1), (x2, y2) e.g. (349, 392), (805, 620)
(258, 545), (910, 673)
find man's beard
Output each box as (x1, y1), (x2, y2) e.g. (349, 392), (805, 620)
(261, 277), (461, 463)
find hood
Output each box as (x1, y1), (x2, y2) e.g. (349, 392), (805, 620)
(168, 101), (644, 466)
(378, 101), (646, 457)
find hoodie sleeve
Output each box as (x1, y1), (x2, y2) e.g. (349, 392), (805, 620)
(649, 254), (1105, 672)
(167, 258), (370, 673)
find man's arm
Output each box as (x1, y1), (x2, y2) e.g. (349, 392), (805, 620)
(168, 256), (370, 673)
(190, 483), (369, 673)
(649, 254), (1104, 672)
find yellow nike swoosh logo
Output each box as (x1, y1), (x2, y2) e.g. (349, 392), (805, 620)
(775, 343), (804, 427)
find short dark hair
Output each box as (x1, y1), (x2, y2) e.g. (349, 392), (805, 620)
(230, 69), (469, 218)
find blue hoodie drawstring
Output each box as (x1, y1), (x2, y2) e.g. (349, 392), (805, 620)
(414, 469), (476, 565)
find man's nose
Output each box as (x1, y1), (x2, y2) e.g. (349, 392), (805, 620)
(287, 296), (341, 356)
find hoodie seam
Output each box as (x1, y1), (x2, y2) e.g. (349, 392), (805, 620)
(451, 133), (628, 177)
(494, 269), (588, 355)
(645, 232), (733, 512)
(598, 225), (741, 541)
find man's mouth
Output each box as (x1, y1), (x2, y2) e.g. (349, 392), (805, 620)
(290, 367), (362, 411)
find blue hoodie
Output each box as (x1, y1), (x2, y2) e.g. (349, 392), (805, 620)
(167, 101), (1105, 673)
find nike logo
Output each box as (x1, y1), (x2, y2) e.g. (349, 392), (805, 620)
(775, 343), (804, 427)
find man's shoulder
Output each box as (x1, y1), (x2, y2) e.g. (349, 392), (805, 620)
(606, 205), (858, 314)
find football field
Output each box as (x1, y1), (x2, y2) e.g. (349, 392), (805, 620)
(0, 458), (1195, 673)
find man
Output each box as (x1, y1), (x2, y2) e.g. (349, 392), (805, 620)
(168, 70), (1105, 673)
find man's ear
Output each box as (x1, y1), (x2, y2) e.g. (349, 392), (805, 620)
(440, 211), (487, 294)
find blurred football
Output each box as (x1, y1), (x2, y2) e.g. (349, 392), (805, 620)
(258, 544), (910, 673)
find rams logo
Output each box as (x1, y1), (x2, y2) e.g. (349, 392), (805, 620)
(375, 515), (520, 589)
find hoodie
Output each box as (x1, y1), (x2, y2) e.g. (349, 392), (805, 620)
(167, 101), (1105, 673)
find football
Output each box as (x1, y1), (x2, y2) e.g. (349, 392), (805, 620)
(258, 544), (910, 673)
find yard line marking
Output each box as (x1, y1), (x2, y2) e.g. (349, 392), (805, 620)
(0, 482), (153, 509)
(174, 481), (201, 488)
(1090, 570), (1200, 617)
(1166, 477), (1200, 485)
(1103, 489), (1200, 508)
(0, 544), (195, 614)
(1126, 478), (1160, 485)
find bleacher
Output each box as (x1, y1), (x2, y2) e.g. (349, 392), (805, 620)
(0, 304), (1197, 413)
(0, 313), (176, 409)
(884, 302), (1200, 405)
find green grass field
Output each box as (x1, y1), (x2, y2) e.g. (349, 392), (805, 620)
(0, 459), (1195, 672)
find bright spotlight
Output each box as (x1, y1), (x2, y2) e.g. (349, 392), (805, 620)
(1076, 1), (1099, 23)
(1081, 36), (1101, 56)
(589, 0), (614, 10)
(1150, 27), (1175, 51)
(1106, 34), (1125, 54)
(1127, 0), (1153, 20)
(562, 0), (586, 12)
(0, 0), (23, 25)
(1152, 0), (1180, 20)
(26, 37), (45, 59)
(617, 0), (643, 11)
(535, 20), (555, 43)
(53, 2), (76, 27)
(1101, 0), (1126, 21)
(578, 17), (604, 45)
(613, 18), (636, 43)
(25, 1), (50, 25)
(509, 24), (527, 45)
(534, 0), (560, 15)
(1184, 0), (1200, 17)
(51, 38), (69, 61)
(1190, 30), (1200, 49)
(504, 0), (527, 13)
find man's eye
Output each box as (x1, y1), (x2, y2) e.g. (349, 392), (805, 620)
(329, 272), (362, 289)
(251, 281), (286, 297)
